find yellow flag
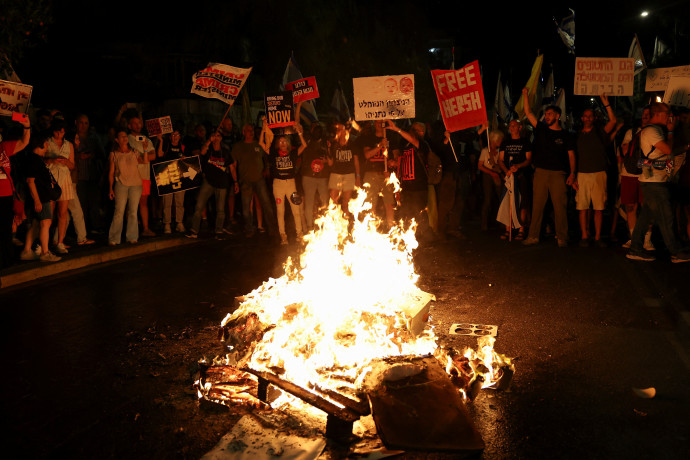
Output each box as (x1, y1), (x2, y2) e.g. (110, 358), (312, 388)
(514, 54), (543, 120)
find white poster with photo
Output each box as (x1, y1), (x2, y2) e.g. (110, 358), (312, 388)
(353, 74), (415, 121)
(663, 76), (690, 108)
(0, 79), (32, 116)
(574, 58), (634, 96)
(646, 65), (690, 92)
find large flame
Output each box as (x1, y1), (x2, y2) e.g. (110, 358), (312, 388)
(219, 192), (436, 393)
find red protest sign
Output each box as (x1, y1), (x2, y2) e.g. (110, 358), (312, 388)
(145, 116), (173, 136)
(431, 61), (487, 133)
(285, 76), (320, 104)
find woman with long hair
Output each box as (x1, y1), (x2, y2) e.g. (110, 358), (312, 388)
(107, 128), (146, 245)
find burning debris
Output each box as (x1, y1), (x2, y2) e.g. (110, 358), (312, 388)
(195, 193), (515, 453)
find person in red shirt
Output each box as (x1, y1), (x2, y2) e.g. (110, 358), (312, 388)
(1, 114), (31, 268)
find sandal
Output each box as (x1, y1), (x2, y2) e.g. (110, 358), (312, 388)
(500, 231), (510, 240)
(515, 230), (525, 240)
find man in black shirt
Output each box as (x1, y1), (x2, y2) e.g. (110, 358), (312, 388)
(520, 87), (576, 247)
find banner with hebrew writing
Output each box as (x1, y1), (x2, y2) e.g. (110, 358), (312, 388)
(353, 74), (415, 121)
(574, 58), (634, 96)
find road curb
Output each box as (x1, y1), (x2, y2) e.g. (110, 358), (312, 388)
(0, 237), (198, 290)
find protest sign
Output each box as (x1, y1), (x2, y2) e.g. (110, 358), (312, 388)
(646, 65), (690, 92)
(352, 74), (415, 121)
(153, 156), (203, 196)
(663, 76), (690, 108)
(191, 63), (252, 106)
(574, 58), (634, 96)
(264, 91), (295, 128)
(0, 79), (32, 117)
(145, 116), (173, 136)
(285, 76), (319, 104)
(431, 61), (487, 132)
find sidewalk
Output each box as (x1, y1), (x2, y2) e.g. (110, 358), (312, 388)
(0, 234), (199, 290)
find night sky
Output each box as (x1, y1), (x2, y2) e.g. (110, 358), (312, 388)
(9, 0), (690, 125)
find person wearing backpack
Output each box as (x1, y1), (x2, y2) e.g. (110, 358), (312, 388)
(575, 95), (617, 248)
(619, 106), (654, 250)
(627, 103), (690, 263)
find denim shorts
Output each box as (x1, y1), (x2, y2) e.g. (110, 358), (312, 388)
(30, 201), (53, 221)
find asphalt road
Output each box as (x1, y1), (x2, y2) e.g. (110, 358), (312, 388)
(1, 225), (689, 459)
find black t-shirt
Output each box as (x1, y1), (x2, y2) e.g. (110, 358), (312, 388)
(500, 137), (531, 168)
(24, 152), (54, 203)
(300, 140), (329, 179)
(576, 128), (609, 173)
(398, 140), (429, 191)
(329, 140), (357, 175)
(269, 148), (300, 180)
(203, 145), (232, 188)
(531, 123), (575, 172)
(360, 132), (388, 174)
(162, 141), (185, 161)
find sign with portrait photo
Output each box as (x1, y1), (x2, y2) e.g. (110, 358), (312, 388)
(353, 74), (415, 121)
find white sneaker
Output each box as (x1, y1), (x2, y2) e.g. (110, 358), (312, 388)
(643, 233), (655, 251)
(622, 240), (631, 249)
(20, 250), (38, 261)
(175, 223), (185, 232)
(163, 224), (172, 234)
(55, 243), (69, 254)
(40, 251), (62, 262)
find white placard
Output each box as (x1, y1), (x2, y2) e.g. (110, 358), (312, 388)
(353, 74), (415, 121)
(574, 57), (634, 96)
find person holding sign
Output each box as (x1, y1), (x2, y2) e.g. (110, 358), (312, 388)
(186, 130), (238, 239)
(157, 129), (187, 234)
(389, 120), (434, 241)
(575, 95), (617, 248)
(520, 87), (576, 247)
(327, 122), (360, 220)
(259, 118), (306, 245)
(361, 120), (396, 229)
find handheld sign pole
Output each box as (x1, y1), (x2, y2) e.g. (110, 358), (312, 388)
(383, 123), (388, 173)
(219, 103), (233, 130)
(449, 136), (459, 163)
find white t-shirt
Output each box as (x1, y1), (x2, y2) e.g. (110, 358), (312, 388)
(478, 147), (501, 173)
(619, 128), (638, 178)
(639, 125), (669, 183)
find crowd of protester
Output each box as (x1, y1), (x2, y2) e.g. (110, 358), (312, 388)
(1, 95), (690, 271)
